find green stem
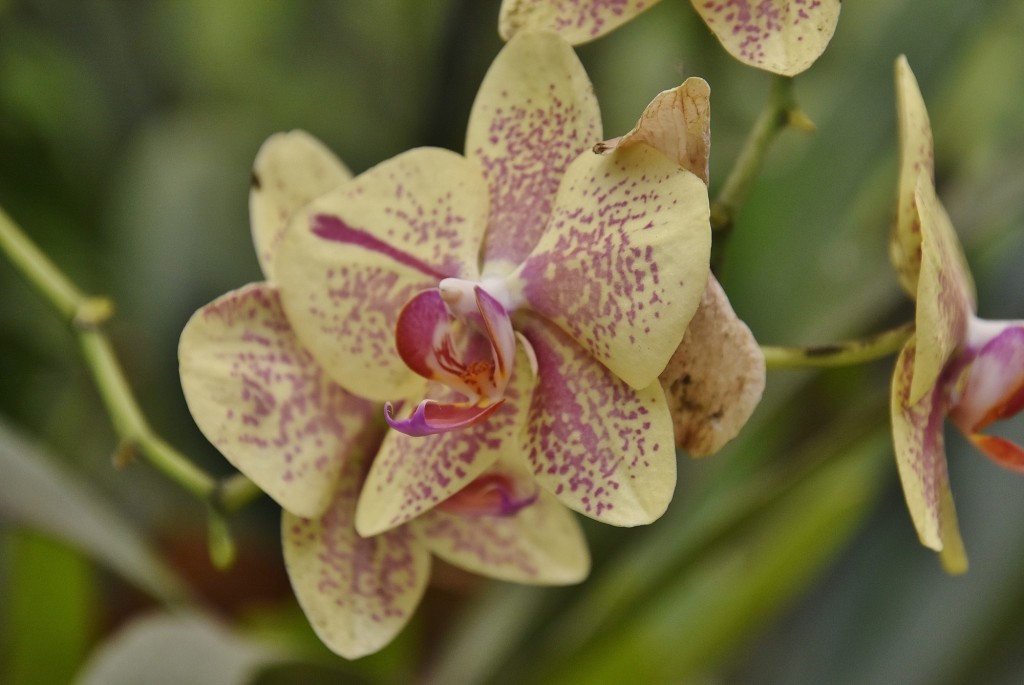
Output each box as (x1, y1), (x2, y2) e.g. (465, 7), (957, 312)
(711, 75), (812, 271)
(218, 473), (265, 513)
(0, 204), (262, 556)
(761, 322), (913, 369)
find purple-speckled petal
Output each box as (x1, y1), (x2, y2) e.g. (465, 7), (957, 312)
(498, 0), (658, 45)
(514, 143), (710, 390)
(466, 32), (602, 270)
(250, 130), (351, 282)
(911, 173), (975, 404)
(412, 483), (590, 585)
(891, 337), (967, 573)
(179, 283), (379, 519)
(274, 147), (490, 403)
(384, 399), (504, 437)
(355, 348), (537, 536)
(519, 312), (676, 526)
(890, 57), (934, 296)
(435, 471), (538, 517)
(282, 448), (431, 660)
(692, 0), (842, 76)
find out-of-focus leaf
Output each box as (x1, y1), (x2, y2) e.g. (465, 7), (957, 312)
(4, 530), (95, 685)
(0, 417), (190, 604)
(541, 432), (887, 685)
(73, 611), (280, 685)
(421, 584), (548, 685)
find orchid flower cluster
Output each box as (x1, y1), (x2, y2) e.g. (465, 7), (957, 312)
(173, 0), (1022, 661)
(178, 28), (764, 656)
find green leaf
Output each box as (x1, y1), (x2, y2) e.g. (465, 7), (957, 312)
(540, 431), (888, 684)
(0, 417), (190, 604)
(3, 530), (95, 685)
(73, 612), (280, 685)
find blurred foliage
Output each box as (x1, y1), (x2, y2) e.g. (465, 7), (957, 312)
(2, 1), (1024, 683)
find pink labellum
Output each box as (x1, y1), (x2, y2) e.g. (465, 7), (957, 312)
(385, 399), (504, 437)
(394, 289), (498, 401)
(390, 286), (518, 437)
(436, 472), (538, 517)
(948, 324), (1024, 471)
(950, 325), (1024, 432)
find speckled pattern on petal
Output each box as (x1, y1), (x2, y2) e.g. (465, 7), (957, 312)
(516, 143), (710, 390)
(890, 56), (935, 296)
(467, 32), (602, 269)
(275, 148), (490, 403)
(692, 0), (841, 76)
(412, 487), (589, 585)
(519, 313), (675, 526)
(891, 337), (966, 571)
(498, 0), (658, 45)
(911, 174), (974, 404)
(283, 449), (431, 660)
(179, 283), (378, 519)
(355, 349), (536, 536)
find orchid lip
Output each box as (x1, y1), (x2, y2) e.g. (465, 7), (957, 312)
(390, 284), (519, 437)
(435, 473), (539, 517)
(384, 399), (504, 437)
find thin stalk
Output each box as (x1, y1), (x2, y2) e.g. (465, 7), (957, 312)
(711, 75), (814, 271)
(762, 322), (913, 369)
(0, 204), (262, 564)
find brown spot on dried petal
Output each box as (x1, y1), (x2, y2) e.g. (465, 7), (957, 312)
(659, 275), (765, 456)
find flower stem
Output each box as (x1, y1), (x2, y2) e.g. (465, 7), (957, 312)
(711, 75), (813, 271)
(761, 322), (914, 369)
(0, 204), (261, 562)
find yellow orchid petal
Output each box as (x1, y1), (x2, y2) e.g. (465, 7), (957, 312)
(519, 313), (676, 526)
(498, 0), (658, 45)
(274, 147), (490, 403)
(467, 31), (601, 269)
(355, 346), (536, 537)
(691, 0), (841, 76)
(659, 275), (765, 456)
(178, 283), (377, 519)
(910, 173), (974, 404)
(595, 77), (711, 186)
(890, 56), (935, 296)
(412, 486), (590, 585)
(515, 142), (711, 390)
(891, 337), (967, 572)
(250, 130), (351, 283)
(283, 449), (431, 660)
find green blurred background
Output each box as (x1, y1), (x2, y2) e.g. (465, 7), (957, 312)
(2, 1), (1024, 683)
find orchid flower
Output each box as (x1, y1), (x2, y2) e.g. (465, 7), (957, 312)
(272, 32), (712, 537)
(179, 131), (589, 658)
(498, 0), (841, 76)
(594, 77), (765, 456)
(890, 57), (1024, 574)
